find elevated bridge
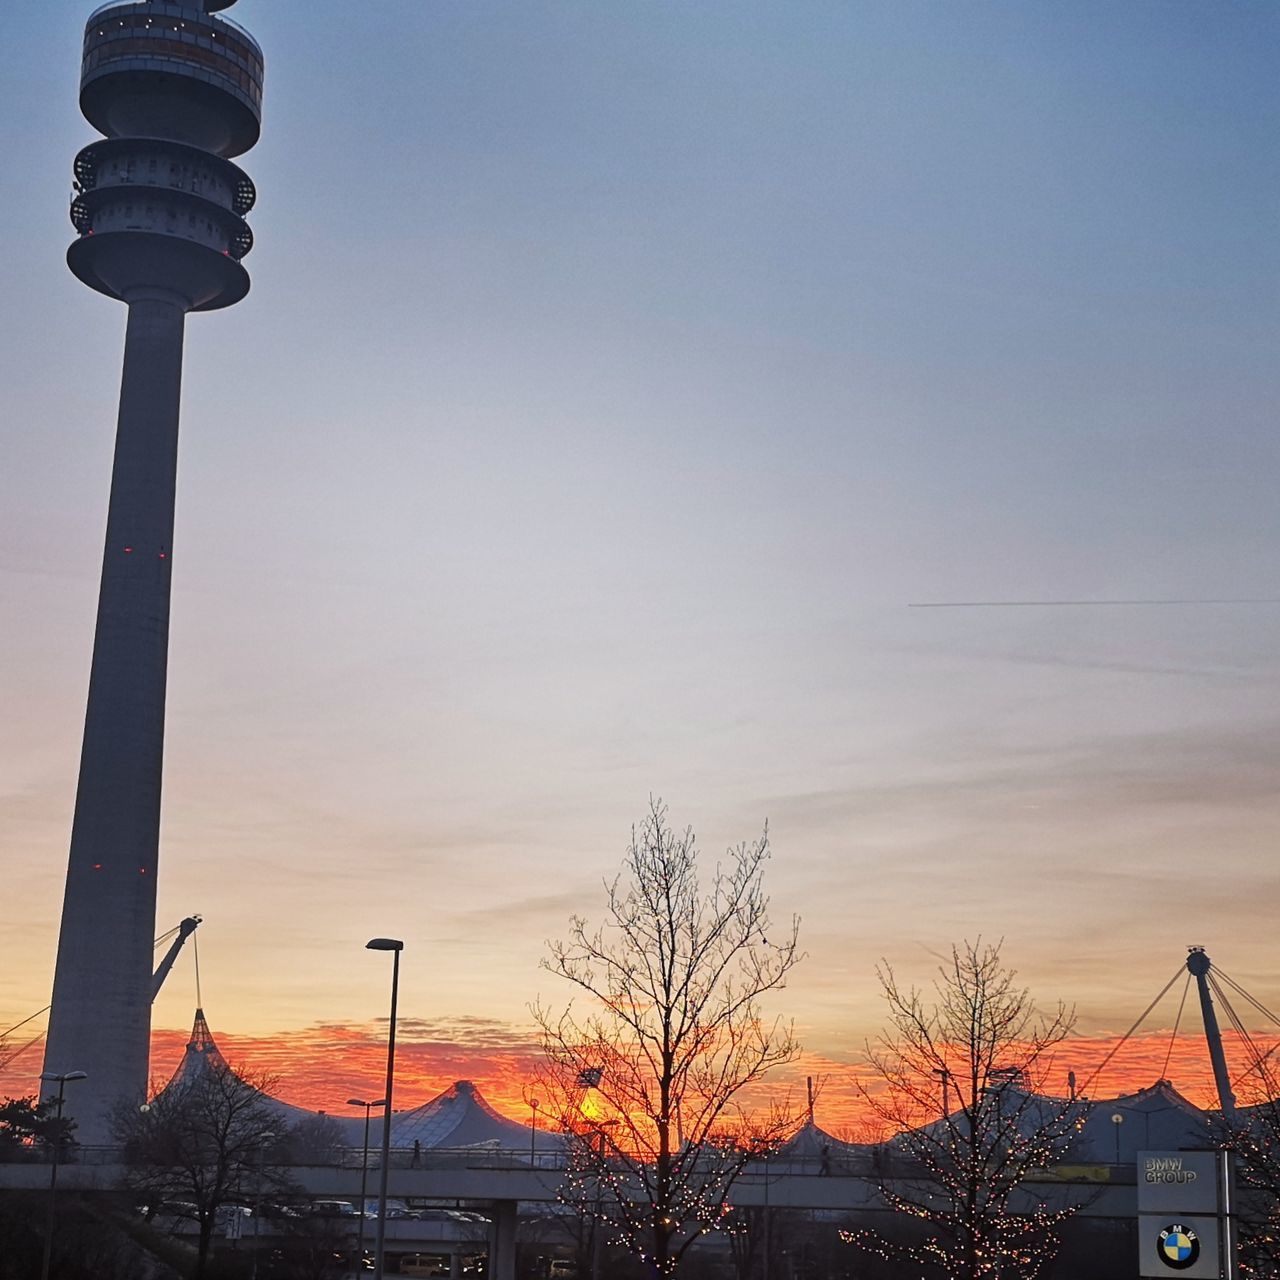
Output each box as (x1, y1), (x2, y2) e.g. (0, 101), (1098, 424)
(0, 1145), (1137, 1279)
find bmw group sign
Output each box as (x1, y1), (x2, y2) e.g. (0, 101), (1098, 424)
(1137, 1152), (1228, 1279)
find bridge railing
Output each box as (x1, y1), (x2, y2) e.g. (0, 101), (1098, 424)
(0, 1141), (903, 1180)
(0, 1143), (577, 1171)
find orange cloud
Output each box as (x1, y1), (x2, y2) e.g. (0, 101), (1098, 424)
(3, 1020), (1266, 1139)
(145, 1020), (545, 1122)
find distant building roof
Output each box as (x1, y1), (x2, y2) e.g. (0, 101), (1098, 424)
(155, 1009), (1222, 1161)
(155, 1009), (547, 1149)
(392, 1080), (541, 1149)
(1072, 1079), (1212, 1161)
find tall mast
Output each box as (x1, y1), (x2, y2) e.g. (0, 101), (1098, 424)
(1187, 947), (1237, 1119)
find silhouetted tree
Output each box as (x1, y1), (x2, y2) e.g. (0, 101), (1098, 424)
(0, 1191), (154, 1280)
(1214, 1057), (1280, 1278)
(283, 1112), (345, 1165)
(112, 1060), (293, 1279)
(845, 940), (1081, 1280)
(536, 799), (802, 1278)
(258, 1212), (351, 1280)
(0, 1095), (73, 1159)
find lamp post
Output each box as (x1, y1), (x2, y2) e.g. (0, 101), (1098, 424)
(247, 1133), (277, 1280)
(366, 938), (403, 1280)
(38, 1069), (87, 1280)
(529, 1097), (540, 1165)
(762, 1142), (772, 1280)
(348, 1095), (388, 1274)
(1111, 1112), (1125, 1164)
(589, 1119), (619, 1280)
(932, 1067), (952, 1129)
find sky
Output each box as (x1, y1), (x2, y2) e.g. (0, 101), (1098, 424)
(1, 1), (1279, 1128)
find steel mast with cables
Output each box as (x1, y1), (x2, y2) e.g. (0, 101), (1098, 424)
(1188, 947), (1237, 1119)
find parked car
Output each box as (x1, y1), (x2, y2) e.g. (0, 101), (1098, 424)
(398, 1255), (450, 1278)
(310, 1199), (360, 1217)
(366, 1198), (413, 1219)
(140, 1201), (199, 1223)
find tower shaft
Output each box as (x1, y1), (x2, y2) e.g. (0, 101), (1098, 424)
(47, 0), (263, 1142)
(45, 292), (186, 1140)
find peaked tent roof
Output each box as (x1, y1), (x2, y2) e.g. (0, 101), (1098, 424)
(155, 1009), (542, 1148)
(889, 1079), (1214, 1164)
(155, 1008), (329, 1131)
(391, 1080), (542, 1149)
(1073, 1079), (1212, 1161)
(761, 1119), (872, 1173)
(160, 1007), (231, 1091)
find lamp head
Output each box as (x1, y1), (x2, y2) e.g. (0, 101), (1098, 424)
(366, 938), (404, 952)
(40, 1070), (88, 1083)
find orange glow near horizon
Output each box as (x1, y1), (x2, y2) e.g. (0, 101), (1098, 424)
(5, 1020), (1271, 1136)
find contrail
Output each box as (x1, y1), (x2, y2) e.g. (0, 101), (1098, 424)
(908, 598), (1280, 609)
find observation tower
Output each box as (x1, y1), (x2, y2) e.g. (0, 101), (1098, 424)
(44, 0), (264, 1142)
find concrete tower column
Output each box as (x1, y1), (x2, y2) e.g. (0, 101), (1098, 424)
(44, 288), (187, 1138)
(46, 0), (264, 1144)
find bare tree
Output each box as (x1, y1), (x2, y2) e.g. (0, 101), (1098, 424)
(283, 1111), (346, 1165)
(113, 1059), (292, 1279)
(536, 799), (802, 1278)
(266, 1212), (354, 1280)
(1214, 1054), (1280, 1278)
(845, 940), (1081, 1280)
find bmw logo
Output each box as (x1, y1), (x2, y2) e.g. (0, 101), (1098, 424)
(1157, 1223), (1201, 1270)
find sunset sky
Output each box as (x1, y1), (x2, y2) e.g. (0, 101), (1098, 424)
(2, 1), (1279, 1130)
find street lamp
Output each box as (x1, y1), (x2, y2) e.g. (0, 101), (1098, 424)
(38, 1069), (87, 1280)
(1111, 1112), (1125, 1164)
(589, 1118), (619, 1280)
(247, 1132), (277, 1280)
(366, 937), (404, 1280)
(932, 1067), (951, 1121)
(348, 1095), (388, 1273)
(529, 1097), (540, 1165)
(761, 1140), (772, 1280)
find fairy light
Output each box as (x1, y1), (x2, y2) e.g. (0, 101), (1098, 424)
(839, 1067), (1084, 1277)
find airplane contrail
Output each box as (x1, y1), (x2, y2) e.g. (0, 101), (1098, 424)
(907, 598), (1280, 609)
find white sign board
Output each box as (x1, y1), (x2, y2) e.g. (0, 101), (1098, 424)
(1137, 1152), (1224, 1279)
(1138, 1152), (1220, 1216)
(1138, 1214), (1220, 1279)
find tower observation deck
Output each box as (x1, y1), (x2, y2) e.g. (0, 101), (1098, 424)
(44, 0), (264, 1142)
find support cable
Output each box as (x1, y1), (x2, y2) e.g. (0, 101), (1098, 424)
(1214, 967), (1280, 1030)
(1, 1006), (51, 1040)
(3, 920), (197, 1075)
(1160, 974), (1193, 1082)
(1080, 966), (1185, 1098)
(1209, 975), (1271, 1092)
(0, 1031), (48, 1074)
